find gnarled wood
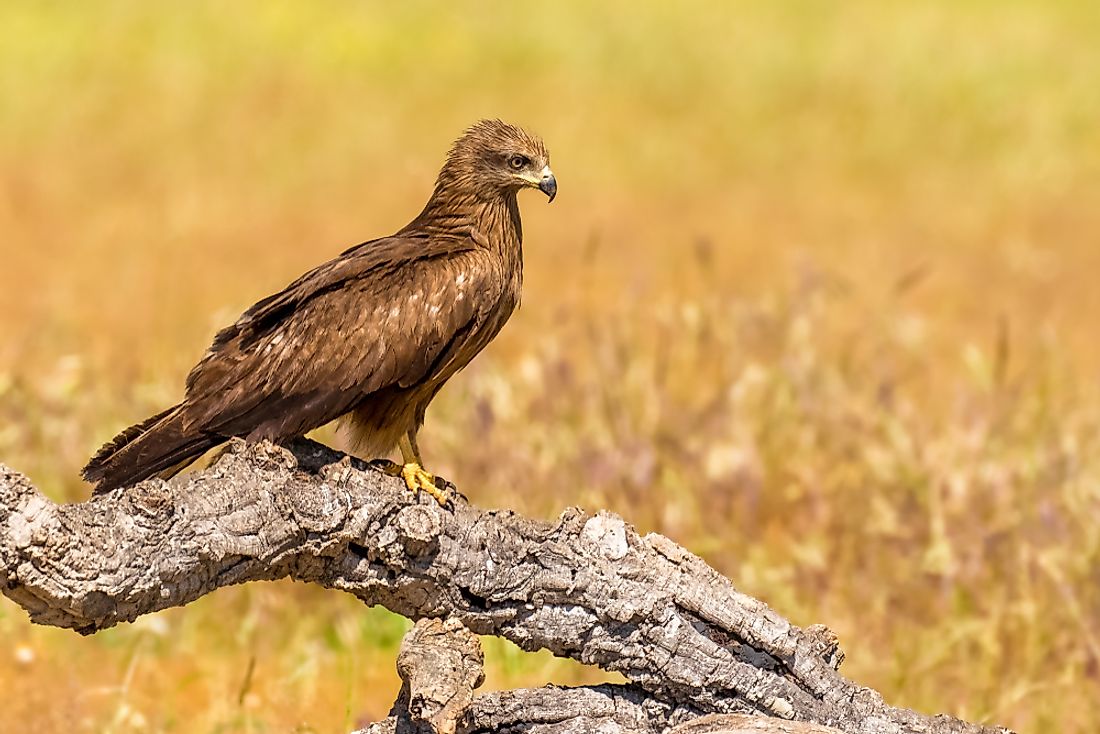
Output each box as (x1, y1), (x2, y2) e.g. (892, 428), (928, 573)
(358, 616), (845, 734)
(0, 438), (1012, 734)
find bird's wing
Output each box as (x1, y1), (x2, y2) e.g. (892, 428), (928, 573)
(179, 235), (500, 439)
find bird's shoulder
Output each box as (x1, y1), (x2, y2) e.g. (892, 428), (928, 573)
(221, 236), (473, 341)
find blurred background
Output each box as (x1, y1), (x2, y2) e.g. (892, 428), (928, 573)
(2, 1), (1099, 732)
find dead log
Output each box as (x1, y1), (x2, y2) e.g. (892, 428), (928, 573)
(0, 438), (1011, 734)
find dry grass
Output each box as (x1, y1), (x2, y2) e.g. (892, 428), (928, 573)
(2, 1), (1099, 732)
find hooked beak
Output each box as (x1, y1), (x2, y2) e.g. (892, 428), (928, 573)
(538, 167), (557, 203)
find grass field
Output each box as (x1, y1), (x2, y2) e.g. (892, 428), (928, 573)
(2, 1), (1099, 732)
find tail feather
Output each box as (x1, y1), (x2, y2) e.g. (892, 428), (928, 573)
(84, 405), (177, 479)
(83, 404), (224, 493)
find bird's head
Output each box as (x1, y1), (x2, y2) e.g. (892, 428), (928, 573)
(439, 119), (556, 203)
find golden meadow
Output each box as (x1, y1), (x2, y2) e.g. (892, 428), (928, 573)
(1, 2), (1099, 732)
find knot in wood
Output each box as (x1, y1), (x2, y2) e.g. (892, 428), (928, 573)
(287, 480), (350, 534)
(391, 504), (442, 559)
(222, 438), (298, 474)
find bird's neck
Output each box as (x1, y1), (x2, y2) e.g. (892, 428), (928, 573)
(410, 185), (523, 262)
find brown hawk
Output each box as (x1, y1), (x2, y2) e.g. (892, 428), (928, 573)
(83, 119), (555, 504)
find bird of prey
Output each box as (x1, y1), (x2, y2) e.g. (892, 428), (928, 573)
(83, 119), (555, 504)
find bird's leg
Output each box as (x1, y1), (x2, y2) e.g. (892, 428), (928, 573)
(395, 431), (454, 508)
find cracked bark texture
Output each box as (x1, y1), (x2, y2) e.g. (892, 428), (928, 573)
(0, 438), (1012, 734)
(358, 617), (845, 734)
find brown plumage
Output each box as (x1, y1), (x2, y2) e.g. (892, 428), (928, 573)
(84, 119), (555, 496)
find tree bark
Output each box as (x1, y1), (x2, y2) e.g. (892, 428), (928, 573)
(357, 618), (846, 734)
(0, 438), (1011, 734)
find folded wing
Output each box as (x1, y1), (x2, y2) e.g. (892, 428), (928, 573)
(84, 236), (498, 491)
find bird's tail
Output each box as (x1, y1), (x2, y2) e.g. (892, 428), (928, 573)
(82, 404), (223, 494)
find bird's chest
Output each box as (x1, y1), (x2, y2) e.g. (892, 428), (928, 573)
(462, 277), (520, 361)
(435, 264), (520, 388)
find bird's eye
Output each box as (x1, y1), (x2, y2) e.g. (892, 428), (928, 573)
(508, 155), (528, 170)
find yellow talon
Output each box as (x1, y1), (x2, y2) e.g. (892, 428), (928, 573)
(400, 462), (450, 507)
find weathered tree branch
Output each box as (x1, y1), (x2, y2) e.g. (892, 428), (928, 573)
(0, 438), (1011, 734)
(358, 618), (845, 734)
